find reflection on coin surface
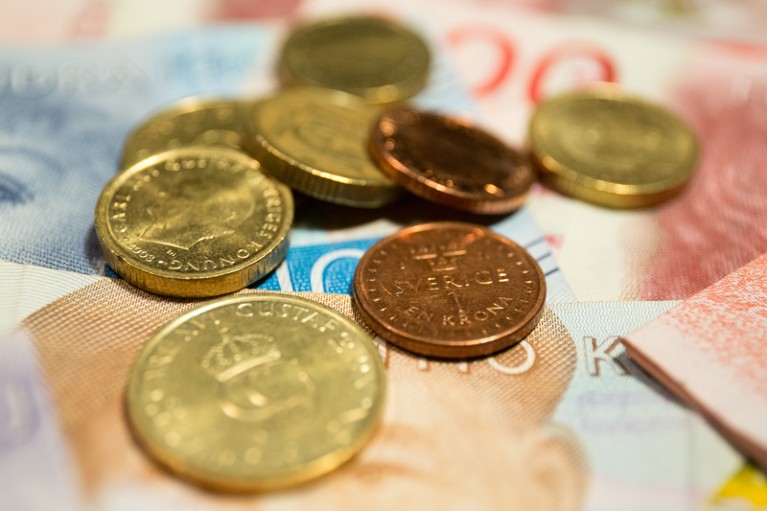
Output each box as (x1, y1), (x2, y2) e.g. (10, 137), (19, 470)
(278, 16), (430, 104)
(369, 107), (535, 214)
(245, 87), (400, 208)
(126, 293), (386, 492)
(95, 147), (293, 297)
(529, 87), (698, 208)
(353, 222), (546, 358)
(120, 98), (250, 169)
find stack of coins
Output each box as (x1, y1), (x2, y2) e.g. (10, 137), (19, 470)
(96, 12), (700, 494)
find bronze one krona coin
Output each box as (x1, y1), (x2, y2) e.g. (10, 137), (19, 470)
(369, 108), (535, 214)
(353, 222), (546, 358)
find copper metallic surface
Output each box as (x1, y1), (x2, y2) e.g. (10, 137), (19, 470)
(369, 107), (535, 214)
(353, 222), (546, 358)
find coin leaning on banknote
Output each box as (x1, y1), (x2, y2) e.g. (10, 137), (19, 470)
(529, 87), (699, 208)
(126, 294), (386, 492)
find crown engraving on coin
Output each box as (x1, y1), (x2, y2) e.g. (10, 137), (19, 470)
(201, 330), (316, 424)
(201, 332), (279, 382)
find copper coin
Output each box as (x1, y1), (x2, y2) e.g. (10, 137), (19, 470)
(369, 108), (535, 214)
(352, 222), (546, 358)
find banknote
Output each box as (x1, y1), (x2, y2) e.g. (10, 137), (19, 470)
(3, 0), (766, 44)
(0, 280), (749, 511)
(0, 0), (302, 42)
(622, 252), (767, 474)
(539, 0), (767, 42)
(302, 0), (767, 302)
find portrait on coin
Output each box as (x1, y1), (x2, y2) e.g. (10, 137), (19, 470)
(137, 175), (257, 251)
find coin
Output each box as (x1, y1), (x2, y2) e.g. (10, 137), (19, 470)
(245, 87), (400, 208)
(95, 147), (293, 297)
(126, 293), (386, 492)
(277, 16), (430, 104)
(120, 97), (249, 169)
(369, 107), (536, 214)
(529, 87), (699, 208)
(353, 222), (546, 358)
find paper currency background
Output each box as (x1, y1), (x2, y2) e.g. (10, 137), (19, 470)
(1, 0), (766, 510)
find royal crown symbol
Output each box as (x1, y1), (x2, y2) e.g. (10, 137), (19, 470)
(201, 332), (280, 382)
(411, 242), (468, 272)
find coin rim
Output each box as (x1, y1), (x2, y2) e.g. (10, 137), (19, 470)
(529, 86), (699, 209)
(277, 15), (431, 104)
(126, 292), (387, 492)
(369, 107), (535, 214)
(352, 221), (547, 359)
(119, 96), (249, 170)
(245, 87), (401, 208)
(95, 146), (294, 297)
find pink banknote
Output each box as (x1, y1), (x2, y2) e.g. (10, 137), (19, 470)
(623, 252), (767, 471)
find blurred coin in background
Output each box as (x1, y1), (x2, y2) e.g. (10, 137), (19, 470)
(277, 16), (431, 104)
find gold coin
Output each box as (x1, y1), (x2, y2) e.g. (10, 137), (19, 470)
(120, 97), (249, 169)
(94, 147), (293, 297)
(529, 87), (699, 208)
(277, 16), (430, 104)
(126, 293), (386, 492)
(245, 87), (400, 208)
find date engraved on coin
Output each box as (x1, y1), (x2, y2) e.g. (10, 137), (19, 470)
(353, 222), (546, 358)
(127, 294), (386, 491)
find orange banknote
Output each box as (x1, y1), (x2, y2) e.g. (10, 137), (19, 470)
(0, 276), (747, 511)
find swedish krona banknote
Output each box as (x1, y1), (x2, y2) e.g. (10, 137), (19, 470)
(0, 277), (743, 510)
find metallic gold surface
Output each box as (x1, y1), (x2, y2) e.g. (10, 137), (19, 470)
(529, 87), (699, 208)
(277, 16), (430, 104)
(370, 107), (535, 214)
(120, 98), (250, 169)
(95, 147), (293, 297)
(126, 293), (386, 492)
(353, 222), (546, 359)
(245, 87), (400, 208)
